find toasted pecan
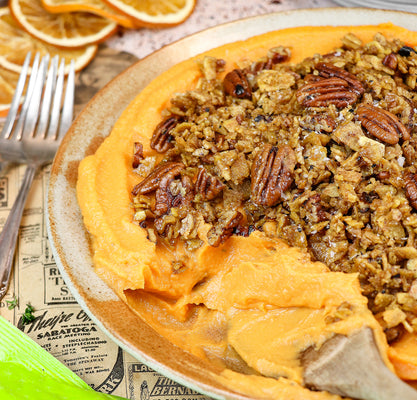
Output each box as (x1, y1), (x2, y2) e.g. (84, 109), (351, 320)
(382, 53), (398, 71)
(132, 162), (184, 196)
(195, 168), (225, 200)
(132, 142), (144, 168)
(150, 116), (181, 153)
(357, 103), (410, 145)
(207, 210), (243, 247)
(296, 77), (358, 108)
(223, 69), (252, 99)
(316, 62), (365, 95)
(251, 144), (296, 207)
(156, 175), (193, 218)
(405, 171), (417, 210)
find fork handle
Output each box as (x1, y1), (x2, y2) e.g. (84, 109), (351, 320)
(0, 165), (37, 300)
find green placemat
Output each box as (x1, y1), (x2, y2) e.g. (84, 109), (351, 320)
(0, 316), (126, 400)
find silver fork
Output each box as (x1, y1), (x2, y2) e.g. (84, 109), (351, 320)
(0, 52), (75, 301)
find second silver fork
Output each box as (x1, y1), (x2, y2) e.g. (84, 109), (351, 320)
(0, 53), (75, 301)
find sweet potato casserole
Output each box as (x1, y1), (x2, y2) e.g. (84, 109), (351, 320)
(131, 32), (417, 343)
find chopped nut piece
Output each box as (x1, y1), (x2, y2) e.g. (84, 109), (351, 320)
(333, 121), (386, 163)
(382, 53), (398, 70)
(223, 69), (252, 99)
(132, 142), (144, 168)
(251, 46), (291, 72)
(257, 70), (295, 92)
(341, 33), (363, 49)
(214, 150), (238, 181)
(383, 308), (407, 329)
(268, 46), (291, 63)
(230, 153), (250, 184)
(207, 210), (243, 247)
(409, 280), (417, 299)
(199, 56), (225, 80)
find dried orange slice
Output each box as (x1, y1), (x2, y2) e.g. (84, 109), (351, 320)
(9, 0), (118, 48)
(102, 0), (196, 27)
(40, 0), (136, 29)
(0, 7), (97, 74)
(0, 66), (20, 117)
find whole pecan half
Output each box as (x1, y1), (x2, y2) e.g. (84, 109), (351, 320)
(223, 69), (252, 99)
(316, 63), (365, 95)
(296, 77), (358, 108)
(207, 210), (243, 247)
(405, 171), (417, 210)
(195, 168), (225, 200)
(357, 103), (410, 145)
(152, 166), (194, 218)
(154, 164), (186, 216)
(132, 162), (184, 196)
(132, 142), (144, 168)
(150, 115), (180, 153)
(251, 144), (296, 207)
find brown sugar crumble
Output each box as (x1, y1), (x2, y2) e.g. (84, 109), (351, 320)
(131, 33), (417, 341)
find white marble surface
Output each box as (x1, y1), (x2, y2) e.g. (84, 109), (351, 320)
(333, 0), (417, 13)
(107, 0), (339, 59)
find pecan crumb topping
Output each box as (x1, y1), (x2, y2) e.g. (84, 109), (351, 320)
(129, 32), (417, 336)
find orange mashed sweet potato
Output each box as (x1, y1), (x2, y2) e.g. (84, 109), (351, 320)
(77, 23), (417, 399)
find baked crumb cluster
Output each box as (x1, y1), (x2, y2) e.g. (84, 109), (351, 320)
(131, 32), (417, 340)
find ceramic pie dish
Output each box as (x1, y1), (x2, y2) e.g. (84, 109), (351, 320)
(47, 8), (417, 399)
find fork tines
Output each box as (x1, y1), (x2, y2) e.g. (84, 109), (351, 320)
(1, 52), (75, 142)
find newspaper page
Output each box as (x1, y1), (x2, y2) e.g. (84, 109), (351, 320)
(0, 46), (210, 400)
